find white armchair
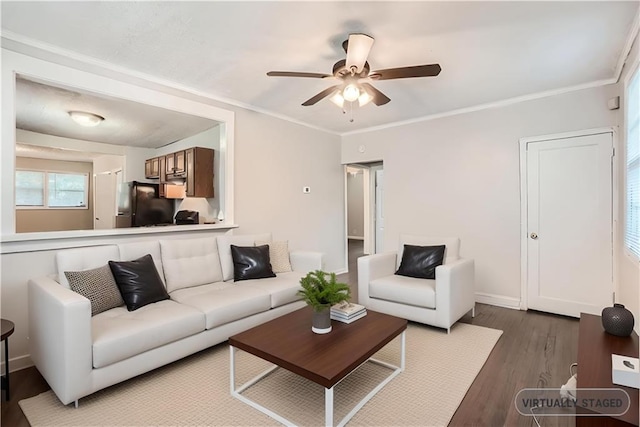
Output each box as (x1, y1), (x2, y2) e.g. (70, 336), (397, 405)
(357, 236), (475, 333)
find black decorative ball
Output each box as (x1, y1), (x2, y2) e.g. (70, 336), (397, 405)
(601, 304), (635, 337)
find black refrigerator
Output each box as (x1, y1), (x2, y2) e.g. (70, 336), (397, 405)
(116, 181), (174, 227)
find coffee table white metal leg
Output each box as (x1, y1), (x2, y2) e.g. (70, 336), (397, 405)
(325, 386), (334, 426)
(230, 331), (406, 427)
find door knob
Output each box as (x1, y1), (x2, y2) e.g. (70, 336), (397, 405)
(530, 232), (538, 240)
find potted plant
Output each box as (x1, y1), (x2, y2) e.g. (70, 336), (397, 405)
(297, 270), (351, 334)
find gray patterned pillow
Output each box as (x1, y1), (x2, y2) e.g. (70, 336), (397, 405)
(65, 265), (125, 315)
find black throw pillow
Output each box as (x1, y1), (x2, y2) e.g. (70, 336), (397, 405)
(109, 254), (169, 311)
(231, 244), (276, 282)
(395, 245), (446, 280)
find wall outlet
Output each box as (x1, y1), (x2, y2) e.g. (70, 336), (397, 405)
(303, 186), (311, 194)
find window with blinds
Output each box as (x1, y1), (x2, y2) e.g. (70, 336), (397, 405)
(625, 66), (640, 258)
(16, 170), (88, 209)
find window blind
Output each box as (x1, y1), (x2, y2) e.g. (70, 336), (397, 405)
(625, 67), (640, 258)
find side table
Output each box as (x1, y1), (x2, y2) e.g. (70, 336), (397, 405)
(1, 319), (15, 401)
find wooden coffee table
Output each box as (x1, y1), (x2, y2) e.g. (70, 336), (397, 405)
(229, 306), (407, 427)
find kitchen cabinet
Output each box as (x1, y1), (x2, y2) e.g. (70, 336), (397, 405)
(166, 151), (186, 177)
(144, 157), (160, 179)
(185, 147), (214, 197)
(144, 147), (214, 198)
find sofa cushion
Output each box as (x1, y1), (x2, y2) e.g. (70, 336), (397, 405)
(239, 271), (305, 308)
(231, 245), (276, 281)
(91, 300), (205, 368)
(397, 236), (460, 268)
(256, 240), (292, 273)
(396, 245), (445, 280)
(64, 265), (124, 316)
(109, 255), (170, 311)
(217, 233), (272, 281)
(118, 241), (166, 285)
(57, 245), (120, 288)
(160, 237), (223, 293)
(369, 274), (436, 309)
(170, 282), (272, 329)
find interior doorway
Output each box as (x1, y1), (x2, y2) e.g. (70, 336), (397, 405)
(93, 169), (122, 230)
(344, 161), (383, 272)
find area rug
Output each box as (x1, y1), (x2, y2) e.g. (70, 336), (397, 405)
(19, 322), (502, 427)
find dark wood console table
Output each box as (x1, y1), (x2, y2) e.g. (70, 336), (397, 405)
(576, 313), (638, 426)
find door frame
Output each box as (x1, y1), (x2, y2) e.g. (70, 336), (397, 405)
(518, 127), (619, 310)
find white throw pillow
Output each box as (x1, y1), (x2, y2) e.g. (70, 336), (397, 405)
(255, 240), (292, 274)
(160, 237), (223, 293)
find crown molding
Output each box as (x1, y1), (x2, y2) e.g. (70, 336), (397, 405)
(614, 11), (640, 83)
(339, 78), (616, 136)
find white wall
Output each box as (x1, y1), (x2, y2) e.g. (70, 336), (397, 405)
(230, 107), (344, 272)
(347, 172), (365, 238)
(343, 84), (621, 306)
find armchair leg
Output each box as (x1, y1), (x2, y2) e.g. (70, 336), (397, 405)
(446, 327), (450, 334)
(472, 306), (475, 318)
(74, 400), (78, 409)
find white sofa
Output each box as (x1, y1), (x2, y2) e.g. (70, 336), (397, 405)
(28, 233), (322, 406)
(357, 235), (475, 333)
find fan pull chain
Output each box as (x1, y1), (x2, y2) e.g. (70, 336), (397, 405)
(349, 101), (354, 123)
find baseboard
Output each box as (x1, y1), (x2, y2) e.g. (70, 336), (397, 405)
(475, 292), (521, 310)
(1, 354), (34, 374)
(347, 236), (364, 240)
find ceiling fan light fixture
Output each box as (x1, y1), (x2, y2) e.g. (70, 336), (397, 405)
(68, 110), (104, 127)
(330, 92), (345, 108)
(343, 84), (360, 102)
(358, 90), (373, 107)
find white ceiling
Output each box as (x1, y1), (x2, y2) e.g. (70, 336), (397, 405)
(15, 77), (219, 148)
(2, 1), (638, 135)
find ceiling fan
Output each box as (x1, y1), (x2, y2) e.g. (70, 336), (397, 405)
(266, 33), (441, 108)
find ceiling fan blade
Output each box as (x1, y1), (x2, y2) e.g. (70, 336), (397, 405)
(369, 64), (441, 80)
(361, 83), (390, 106)
(345, 34), (375, 74)
(302, 85), (341, 106)
(267, 71), (332, 78)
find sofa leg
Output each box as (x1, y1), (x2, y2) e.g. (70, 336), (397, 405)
(472, 306), (475, 318)
(446, 327), (450, 334)
(74, 400), (78, 409)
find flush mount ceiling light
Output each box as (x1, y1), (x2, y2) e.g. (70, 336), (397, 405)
(68, 111), (104, 127)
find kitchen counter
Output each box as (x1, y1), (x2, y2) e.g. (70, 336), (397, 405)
(0, 223), (238, 254)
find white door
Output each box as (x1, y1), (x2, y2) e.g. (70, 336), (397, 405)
(375, 169), (384, 253)
(526, 131), (613, 317)
(94, 171), (118, 230)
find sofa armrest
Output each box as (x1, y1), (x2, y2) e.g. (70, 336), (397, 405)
(28, 276), (93, 405)
(289, 251), (324, 273)
(357, 252), (398, 306)
(434, 258), (475, 325)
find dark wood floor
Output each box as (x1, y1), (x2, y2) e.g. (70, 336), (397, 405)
(2, 239), (579, 426)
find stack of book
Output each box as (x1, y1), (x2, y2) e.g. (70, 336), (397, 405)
(330, 302), (367, 324)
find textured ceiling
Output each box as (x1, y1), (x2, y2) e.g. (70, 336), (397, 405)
(2, 1), (638, 135)
(16, 78), (219, 148)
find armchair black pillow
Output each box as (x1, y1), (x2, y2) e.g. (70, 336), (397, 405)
(395, 244), (446, 280)
(231, 244), (276, 281)
(109, 254), (169, 311)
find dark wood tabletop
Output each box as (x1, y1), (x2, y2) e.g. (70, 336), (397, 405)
(1, 320), (14, 341)
(576, 313), (638, 426)
(229, 306), (407, 389)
